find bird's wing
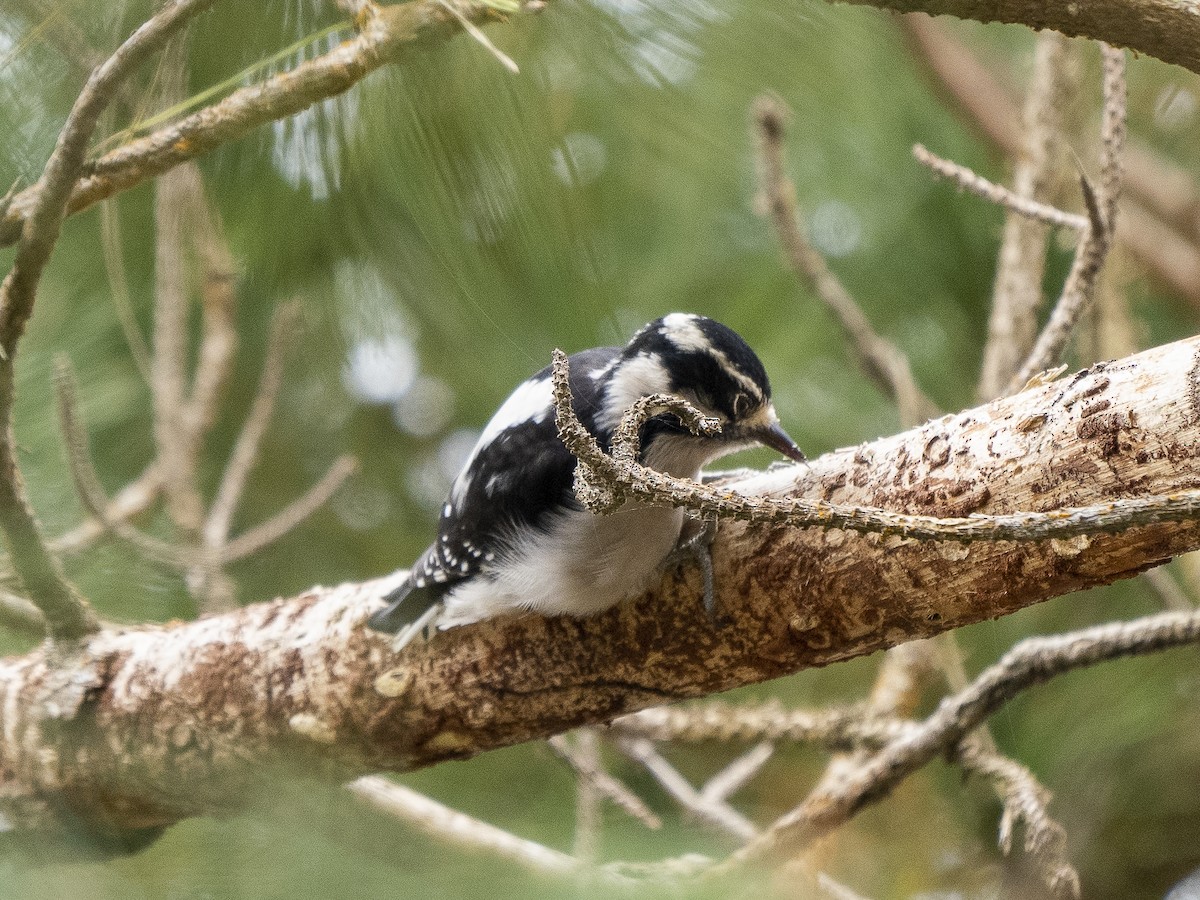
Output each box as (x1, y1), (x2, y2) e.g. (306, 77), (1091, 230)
(367, 347), (620, 633)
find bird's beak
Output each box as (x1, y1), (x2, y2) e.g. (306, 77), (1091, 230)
(751, 421), (806, 463)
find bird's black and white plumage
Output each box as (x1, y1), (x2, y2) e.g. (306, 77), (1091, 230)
(367, 313), (805, 648)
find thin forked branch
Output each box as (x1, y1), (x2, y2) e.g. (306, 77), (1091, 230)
(204, 302), (301, 550)
(754, 95), (937, 426)
(222, 454), (359, 562)
(912, 143), (1085, 232)
(1007, 45), (1127, 393)
(977, 33), (1080, 399)
(708, 609), (1200, 875)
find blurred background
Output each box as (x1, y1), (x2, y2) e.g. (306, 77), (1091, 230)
(2, 0), (1200, 896)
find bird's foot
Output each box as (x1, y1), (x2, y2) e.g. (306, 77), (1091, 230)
(665, 517), (718, 619)
(390, 602), (443, 653)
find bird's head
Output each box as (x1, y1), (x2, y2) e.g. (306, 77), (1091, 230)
(597, 313), (805, 476)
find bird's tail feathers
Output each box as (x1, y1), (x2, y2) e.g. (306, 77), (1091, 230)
(366, 580), (417, 634)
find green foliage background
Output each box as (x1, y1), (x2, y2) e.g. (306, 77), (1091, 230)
(2, 1), (1200, 897)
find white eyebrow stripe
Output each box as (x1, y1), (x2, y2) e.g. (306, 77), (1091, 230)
(659, 313), (765, 401)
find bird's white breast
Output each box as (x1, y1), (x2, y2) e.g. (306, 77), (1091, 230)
(438, 502), (686, 627)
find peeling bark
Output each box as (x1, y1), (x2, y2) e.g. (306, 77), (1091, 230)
(5, 336), (1200, 835)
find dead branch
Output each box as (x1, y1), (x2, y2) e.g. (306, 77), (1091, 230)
(706, 609), (1200, 876)
(955, 739), (1079, 899)
(912, 143), (1084, 233)
(616, 737), (758, 842)
(976, 33), (1080, 400)
(1008, 46), (1127, 392)
(548, 733), (662, 830)
(347, 776), (585, 877)
(754, 96), (938, 426)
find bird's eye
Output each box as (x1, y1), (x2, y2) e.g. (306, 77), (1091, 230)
(732, 393), (752, 419)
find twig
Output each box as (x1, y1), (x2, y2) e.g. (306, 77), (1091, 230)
(223, 455), (358, 561)
(978, 33), (1080, 400)
(547, 734), (662, 830)
(0, 0), (215, 640)
(1006, 45), (1127, 394)
(700, 742), (774, 804)
(152, 157), (206, 536)
(53, 360), (200, 571)
(204, 303), (300, 549)
(902, 14), (1200, 311)
(553, 350), (1200, 544)
(0, 465), (162, 590)
(706, 609), (1200, 875)
(616, 737), (758, 842)
(754, 95), (937, 426)
(613, 701), (905, 750)
(182, 169), (238, 445)
(570, 728), (602, 862)
(99, 199), (153, 382)
(1144, 566), (1194, 612)
(0, 0), (546, 248)
(0, 588), (48, 642)
(955, 738), (1079, 899)
(912, 143), (1085, 232)
(436, 0), (520, 73)
(347, 776), (585, 877)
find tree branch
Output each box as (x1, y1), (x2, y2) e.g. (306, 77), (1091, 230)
(0, 0), (216, 640)
(0, 0), (546, 248)
(755, 97), (938, 426)
(6, 335), (1200, 833)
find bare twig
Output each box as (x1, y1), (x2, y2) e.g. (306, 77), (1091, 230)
(955, 739), (1079, 899)
(436, 0), (520, 73)
(569, 728), (602, 862)
(547, 734), (662, 830)
(978, 33), (1081, 400)
(754, 96), (937, 426)
(708, 609), (1200, 875)
(0, 0), (215, 640)
(614, 702), (904, 749)
(347, 776), (585, 877)
(902, 14), (1200, 310)
(204, 303), (300, 549)
(0, 589), (48, 642)
(53, 360), (200, 571)
(223, 455), (358, 562)
(152, 160), (206, 536)
(913, 143), (1085, 232)
(1144, 566), (1194, 612)
(1004, 44), (1127, 394)
(99, 199), (153, 382)
(182, 173), (239, 446)
(700, 742), (774, 804)
(46, 466), (163, 559)
(616, 737), (758, 842)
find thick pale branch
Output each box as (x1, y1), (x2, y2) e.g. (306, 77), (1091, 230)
(5, 336), (1200, 833)
(846, 0), (1200, 76)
